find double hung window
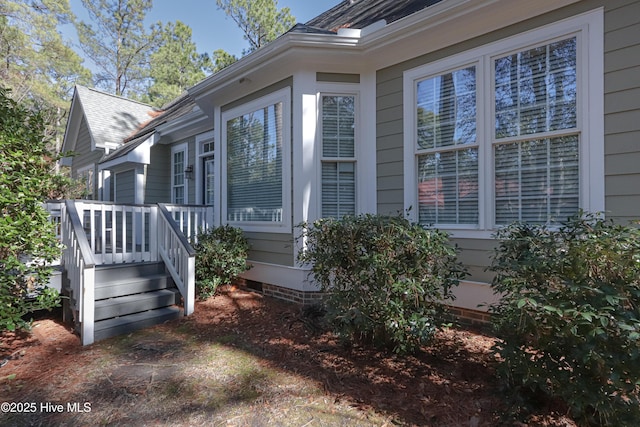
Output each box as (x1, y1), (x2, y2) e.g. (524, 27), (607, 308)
(405, 13), (602, 233)
(171, 144), (187, 204)
(320, 94), (357, 219)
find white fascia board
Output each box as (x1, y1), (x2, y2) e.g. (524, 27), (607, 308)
(188, 32), (361, 103)
(98, 134), (154, 171)
(61, 92), (81, 154)
(188, 0), (581, 107)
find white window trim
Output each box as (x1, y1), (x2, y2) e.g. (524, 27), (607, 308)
(221, 87), (292, 233)
(195, 130), (215, 206)
(171, 142), (188, 204)
(316, 87), (360, 219)
(403, 9), (604, 239)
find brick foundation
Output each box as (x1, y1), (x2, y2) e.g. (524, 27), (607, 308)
(446, 306), (492, 328)
(234, 278), (494, 327)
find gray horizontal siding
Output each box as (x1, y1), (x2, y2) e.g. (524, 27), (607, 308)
(73, 118), (104, 198)
(604, 0), (640, 223)
(244, 231), (294, 267)
(114, 169), (135, 204)
(145, 144), (170, 204)
(316, 72), (360, 83)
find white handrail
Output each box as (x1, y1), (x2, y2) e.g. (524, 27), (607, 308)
(61, 200), (96, 346)
(157, 203), (196, 315)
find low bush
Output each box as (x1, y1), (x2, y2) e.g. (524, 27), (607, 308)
(298, 214), (466, 354)
(193, 225), (251, 299)
(489, 213), (640, 426)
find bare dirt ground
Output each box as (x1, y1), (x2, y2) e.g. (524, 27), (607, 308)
(0, 286), (576, 426)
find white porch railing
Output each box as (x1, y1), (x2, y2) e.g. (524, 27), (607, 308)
(51, 200), (213, 345)
(164, 204), (213, 243)
(61, 200), (96, 345)
(75, 201), (157, 265)
(158, 204), (196, 315)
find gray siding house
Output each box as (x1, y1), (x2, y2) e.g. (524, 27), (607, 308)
(62, 0), (640, 320)
(61, 86), (155, 200)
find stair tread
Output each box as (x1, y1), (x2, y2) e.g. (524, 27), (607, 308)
(94, 273), (171, 287)
(94, 306), (181, 332)
(95, 288), (179, 305)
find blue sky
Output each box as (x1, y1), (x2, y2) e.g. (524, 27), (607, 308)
(65, 0), (339, 65)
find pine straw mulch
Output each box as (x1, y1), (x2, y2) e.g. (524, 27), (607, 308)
(0, 285), (577, 426)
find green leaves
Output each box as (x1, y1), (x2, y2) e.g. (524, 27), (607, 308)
(0, 88), (62, 331)
(193, 225), (251, 299)
(298, 214), (466, 354)
(489, 212), (640, 426)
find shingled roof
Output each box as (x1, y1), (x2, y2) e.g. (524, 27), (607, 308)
(74, 85), (154, 148)
(305, 0), (444, 32)
(100, 92), (197, 164)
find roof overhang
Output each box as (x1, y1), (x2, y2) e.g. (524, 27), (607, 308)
(189, 0), (581, 109)
(98, 134), (155, 171)
(155, 107), (211, 144)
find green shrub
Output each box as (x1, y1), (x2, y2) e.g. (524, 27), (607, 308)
(0, 87), (63, 331)
(489, 213), (640, 426)
(193, 225), (251, 299)
(298, 214), (465, 354)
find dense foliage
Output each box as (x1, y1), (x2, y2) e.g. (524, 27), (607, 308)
(0, 88), (63, 331)
(193, 225), (251, 299)
(489, 213), (640, 426)
(298, 214), (466, 354)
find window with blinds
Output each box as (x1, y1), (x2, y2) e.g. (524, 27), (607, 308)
(321, 95), (356, 219)
(493, 37), (578, 225)
(405, 12), (602, 234)
(226, 101), (284, 223)
(415, 67), (478, 225)
(172, 146), (186, 204)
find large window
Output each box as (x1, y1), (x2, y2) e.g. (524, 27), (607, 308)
(321, 94), (356, 219)
(404, 12), (603, 234)
(222, 88), (291, 231)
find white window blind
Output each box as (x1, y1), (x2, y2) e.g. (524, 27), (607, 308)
(415, 66), (478, 225)
(226, 102), (284, 223)
(321, 95), (356, 219)
(493, 37), (579, 225)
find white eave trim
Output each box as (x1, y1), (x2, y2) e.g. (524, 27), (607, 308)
(189, 0), (583, 103)
(98, 134), (155, 171)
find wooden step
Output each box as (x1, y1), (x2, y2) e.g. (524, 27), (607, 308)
(94, 274), (173, 300)
(94, 289), (180, 321)
(94, 306), (182, 342)
(94, 262), (167, 283)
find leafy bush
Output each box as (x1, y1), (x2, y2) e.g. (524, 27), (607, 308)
(0, 87), (63, 331)
(193, 225), (251, 299)
(298, 214), (465, 354)
(489, 213), (640, 426)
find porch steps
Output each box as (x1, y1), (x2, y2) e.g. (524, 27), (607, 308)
(91, 262), (182, 342)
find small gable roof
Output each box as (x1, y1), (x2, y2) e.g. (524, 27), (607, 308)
(306, 0), (444, 31)
(72, 85), (154, 150)
(100, 93), (199, 166)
